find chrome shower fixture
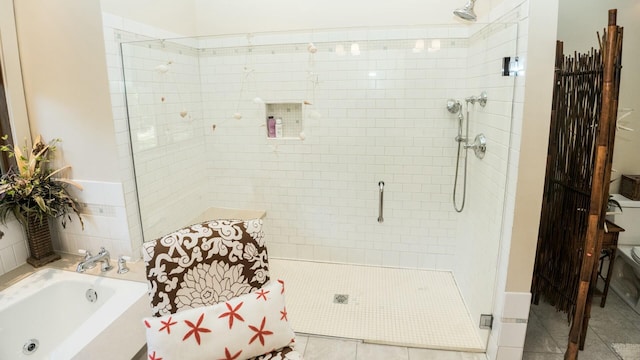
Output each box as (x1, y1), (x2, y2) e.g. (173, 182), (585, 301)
(466, 91), (488, 107)
(446, 99), (462, 114)
(447, 99), (464, 120)
(447, 93), (487, 213)
(464, 133), (487, 159)
(454, 0), (477, 22)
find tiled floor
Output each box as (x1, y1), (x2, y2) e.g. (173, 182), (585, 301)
(294, 286), (640, 360)
(293, 334), (487, 360)
(269, 258), (484, 351)
(523, 288), (640, 359)
(269, 258), (640, 359)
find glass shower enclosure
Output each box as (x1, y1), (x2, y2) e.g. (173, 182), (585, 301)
(120, 21), (518, 349)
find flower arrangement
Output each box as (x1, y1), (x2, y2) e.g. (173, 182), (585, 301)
(0, 135), (83, 229)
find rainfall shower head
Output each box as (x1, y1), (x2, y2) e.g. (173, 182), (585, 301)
(454, 0), (477, 21)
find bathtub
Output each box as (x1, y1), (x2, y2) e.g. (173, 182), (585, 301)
(0, 268), (148, 359)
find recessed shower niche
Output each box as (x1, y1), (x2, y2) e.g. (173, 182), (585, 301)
(265, 102), (303, 139)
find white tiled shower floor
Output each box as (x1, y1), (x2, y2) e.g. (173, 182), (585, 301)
(269, 258), (485, 352)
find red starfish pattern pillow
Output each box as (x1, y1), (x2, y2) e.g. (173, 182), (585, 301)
(143, 280), (295, 360)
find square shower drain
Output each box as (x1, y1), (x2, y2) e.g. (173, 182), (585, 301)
(333, 294), (349, 304)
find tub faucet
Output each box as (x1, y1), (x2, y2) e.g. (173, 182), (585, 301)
(117, 255), (130, 274)
(76, 247), (113, 273)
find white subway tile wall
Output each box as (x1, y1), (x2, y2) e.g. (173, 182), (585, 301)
(120, 41), (207, 240)
(113, 23), (517, 276)
(202, 33), (468, 269)
(0, 180), (132, 275)
(52, 181), (134, 259)
(102, 13), (192, 251)
(104, 14), (524, 352)
(0, 219), (28, 275)
(454, 21), (519, 342)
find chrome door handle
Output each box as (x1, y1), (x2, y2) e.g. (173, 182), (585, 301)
(378, 181), (384, 223)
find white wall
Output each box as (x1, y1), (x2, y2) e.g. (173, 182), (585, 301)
(113, 17), (521, 349)
(8, 0), (146, 261)
(0, 0), (31, 276)
(198, 28), (468, 269)
(193, 0), (502, 35)
(0, 218), (28, 275)
(558, 1), (640, 193)
(0, 0), (30, 144)
(101, 0), (197, 36)
(455, 20), (519, 344)
(100, 0), (507, 36)
(13, 0), (119, 181)
(103, 0), (528, 353)
(3, 0), (564, 357)
(100, 13), (198, 256)
(120, 39), (206, 239)
(115, 25), (473, 266)
(101, 0), (518, 269)
(53, 180), (133, 258)
(487, 0), (559, 358)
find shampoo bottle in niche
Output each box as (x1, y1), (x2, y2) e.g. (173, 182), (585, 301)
(267, 116), (276, 138)
(275, 117), (283, 138)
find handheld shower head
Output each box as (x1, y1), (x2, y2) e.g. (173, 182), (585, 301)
(454, 0), (477, 21)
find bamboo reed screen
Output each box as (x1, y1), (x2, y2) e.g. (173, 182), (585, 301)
(531, 41), (604, 319)
(532, 16), (623, 323)
(532, 10), (623, 359)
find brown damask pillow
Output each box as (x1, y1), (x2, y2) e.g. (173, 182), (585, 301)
(142, 218), (270, 317)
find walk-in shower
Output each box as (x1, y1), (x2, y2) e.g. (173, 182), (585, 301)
(114, 18), (518, 352)
(448, 92), (488, 212)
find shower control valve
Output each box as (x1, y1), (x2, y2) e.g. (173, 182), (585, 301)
(464, 133), (487, 159)
(465, 91), (488, 107)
